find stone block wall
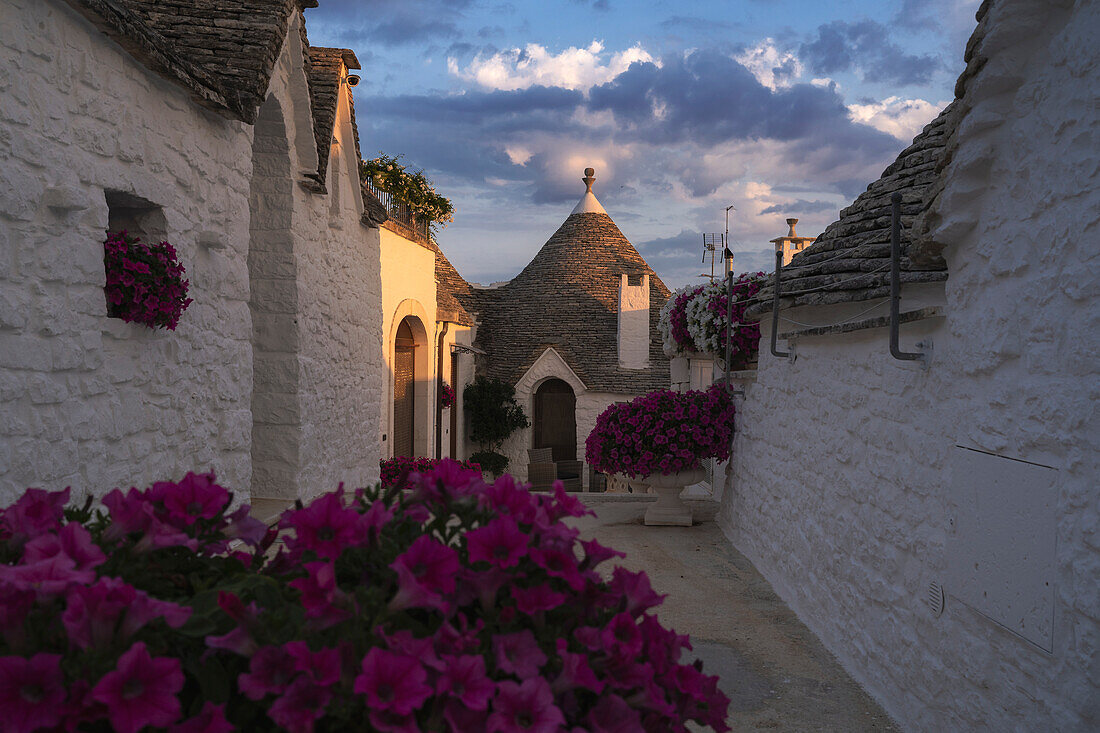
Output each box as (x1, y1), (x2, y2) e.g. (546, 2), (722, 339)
(719, 2), (1099, 728)
(0, 0), (255, 503)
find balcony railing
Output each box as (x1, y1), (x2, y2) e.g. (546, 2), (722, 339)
(364, 178), (431, 245)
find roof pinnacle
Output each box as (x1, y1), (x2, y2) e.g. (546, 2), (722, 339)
(583, 167), (596, 193)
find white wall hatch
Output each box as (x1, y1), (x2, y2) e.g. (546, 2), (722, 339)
(945, 446), (1058, 652)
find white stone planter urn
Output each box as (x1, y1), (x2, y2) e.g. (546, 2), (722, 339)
(643, 467), (706, 527)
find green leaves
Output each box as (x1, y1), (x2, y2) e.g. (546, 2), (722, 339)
(463, 376), (530, 453)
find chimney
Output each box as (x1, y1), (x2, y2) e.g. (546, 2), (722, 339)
(618, 272), (650, 369)
(770, 216), (817, 266)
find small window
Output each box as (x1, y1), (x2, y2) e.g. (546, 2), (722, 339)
(105, 191), (166, 241)
(627, 273), (643, 286)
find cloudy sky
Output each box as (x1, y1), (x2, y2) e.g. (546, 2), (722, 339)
(305, 0), (980, 289)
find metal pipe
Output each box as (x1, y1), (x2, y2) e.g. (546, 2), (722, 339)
(435, 321), (449, 459)
(770, 249), (790, 358)
(890, 193), (923, 362)
(724, 268), (733, 388)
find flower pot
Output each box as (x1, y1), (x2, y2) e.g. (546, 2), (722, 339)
(643, 467), (706, 527)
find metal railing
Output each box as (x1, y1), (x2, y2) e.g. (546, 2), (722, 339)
(364, 178), (431, 244)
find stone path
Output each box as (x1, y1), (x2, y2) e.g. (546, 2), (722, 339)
(569, 496), (899, 733)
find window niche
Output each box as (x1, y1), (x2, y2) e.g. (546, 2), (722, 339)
(105, 190), (166, 242)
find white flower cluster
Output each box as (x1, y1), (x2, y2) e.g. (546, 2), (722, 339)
(657, 290), (685, 357)
(684, 282), (728, 355)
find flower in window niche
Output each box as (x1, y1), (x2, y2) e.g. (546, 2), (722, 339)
(102, 231), (192, 330)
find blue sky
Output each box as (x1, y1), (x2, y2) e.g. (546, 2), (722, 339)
(305, 0), (980, 289)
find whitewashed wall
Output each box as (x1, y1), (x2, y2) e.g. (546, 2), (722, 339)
(271, 20), (383, 499)
(0, 0), (255, 503)
(719, 2), (1099, 729)
(0, 4), (384, 505)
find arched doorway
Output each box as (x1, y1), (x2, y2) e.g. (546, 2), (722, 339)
(393, 318), (417, 458)
(533, 379), (577, 461)
(248, 94), (299, 501)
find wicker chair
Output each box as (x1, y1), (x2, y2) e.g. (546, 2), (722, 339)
(527, 447), (582, 492)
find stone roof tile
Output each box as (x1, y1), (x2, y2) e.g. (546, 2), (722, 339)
(475, 211), (671, 394)
(748, 105), (955, 316)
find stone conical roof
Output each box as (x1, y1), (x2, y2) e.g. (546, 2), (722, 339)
(476, 171), (671, 393)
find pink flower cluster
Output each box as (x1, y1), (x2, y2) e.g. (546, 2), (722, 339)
(439, 382), (456, 409)
(586, 384), (737, 478)
(0, 465), (730, 732)
(0, 475), (266, 733)
(103, 230), (193, 330)
(698, 272), (767, 369)
(665, 285), (702, 354)
(379, 455), (480, 488)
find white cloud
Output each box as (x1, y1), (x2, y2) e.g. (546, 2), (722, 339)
(734, 39), (803, 90)
(504, 145), (533, 166)
(848, 96), (946, 141)
(448, 41), (656, 91)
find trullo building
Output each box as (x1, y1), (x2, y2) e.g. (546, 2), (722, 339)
(465, 169), (672, 489)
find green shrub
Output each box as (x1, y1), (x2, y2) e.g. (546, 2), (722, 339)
(463, 376), (529, 472)
(469, 450), (508, 477)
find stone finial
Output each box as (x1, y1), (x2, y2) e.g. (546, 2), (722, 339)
(583, 168), (595, 193)
(786, 218), (798, 237)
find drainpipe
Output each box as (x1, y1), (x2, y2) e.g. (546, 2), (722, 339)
(435, 321), (449, 459)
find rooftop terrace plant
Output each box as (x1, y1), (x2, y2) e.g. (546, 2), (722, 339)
(0, 465), (730, 732)
(361, 153), (454, 234)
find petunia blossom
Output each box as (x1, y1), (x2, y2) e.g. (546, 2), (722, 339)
(90, 641), (183, 733)
(388, 535), (459, 612)
(466, 516), (528, 568)
(492, 630), (547, 679)
(353, 648), (431, 717)
(487, 678), (565, 733)
(0, 653), (67, 733)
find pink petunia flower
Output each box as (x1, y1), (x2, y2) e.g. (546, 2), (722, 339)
(0, 553), (95, 600)
(602, 612), (644, 659)
(579, 538), (625, 570)
(63, 577), (190, 650)
(283, 490), (363, 559)
(0, 653), (67, 733)
(153, 472), (229, 527)
(285, 641), (342, 688)
(511, 584), (566, 615)
(101, 488), (156, 541)
(388, 535), (459, 612)
(238, 646), (298, 700)
(466, 516), (528, 568)
(90, 642), (183, 733)
(0, 487), (69, 545)
(289, 561), (350, 628)
(268, 676), (331, 733)
(354, 648), (431, 717)
(436, 654), (495, 710)
(551, 638), (604, 695)
(609, 567), (666, 617)
(169, 701), (235, 733)
(492, 630), (547, 679)
(530, 546), (586, 591)
(487, 678), (565, 733)
(22, 522), (106, 570)
(224, 504), (267, 546)
(584, 694), (643, 732)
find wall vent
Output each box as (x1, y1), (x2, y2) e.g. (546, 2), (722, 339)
(927, 581), (945, 617)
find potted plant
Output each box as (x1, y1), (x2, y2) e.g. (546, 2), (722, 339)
(586, 385), (736, 526)
(658, 273), (767, 370)
(463, 376), (529, 478)
(103, 231), (192, 330)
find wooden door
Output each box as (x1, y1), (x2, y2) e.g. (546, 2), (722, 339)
(394, 321), (415, 458)
(534, 379), (576, 461)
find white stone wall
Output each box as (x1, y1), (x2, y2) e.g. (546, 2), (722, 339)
(0, 0), (255, 503)
(719, 2), (1099, 729)
(279, 30), (382, 498)
(0, 4), (384, 505)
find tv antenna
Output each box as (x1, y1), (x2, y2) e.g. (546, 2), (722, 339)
(701, 204), (736, 281)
